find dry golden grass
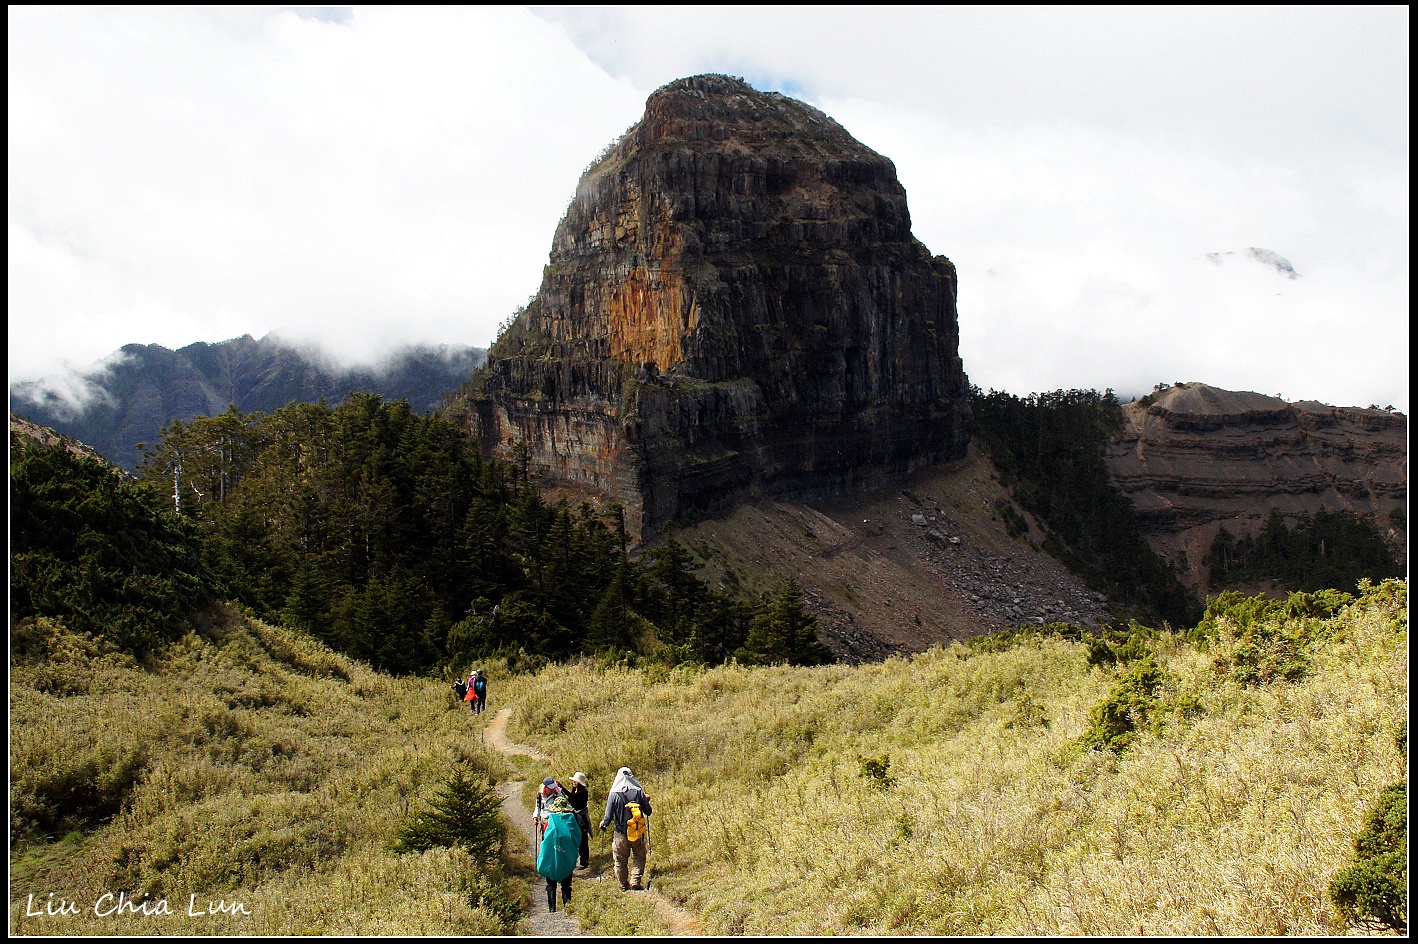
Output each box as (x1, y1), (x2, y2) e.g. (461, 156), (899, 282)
(9, 584), (1404, 935)
(504, 583), (1407, 935)
(9, 607), (524, 935)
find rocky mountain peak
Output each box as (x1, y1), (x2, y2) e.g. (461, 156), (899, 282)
(628, 73), (884, 160)
(453, 75), (972, 538)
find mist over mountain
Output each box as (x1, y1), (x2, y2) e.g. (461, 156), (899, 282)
(1204, 246), (1299, 279)
(9, 333), (485, 471)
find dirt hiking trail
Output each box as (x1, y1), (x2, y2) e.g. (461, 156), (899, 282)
(484, 708), (702, 936)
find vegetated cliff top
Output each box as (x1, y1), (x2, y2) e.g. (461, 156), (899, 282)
(1142, 383), (1289, 416)
(8, 413), (114, 468)
(593, 72), (888, 169)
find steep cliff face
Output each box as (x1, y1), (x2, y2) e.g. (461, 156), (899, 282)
(1105, 383), (1407, 589)
(454, 74), (972, 537)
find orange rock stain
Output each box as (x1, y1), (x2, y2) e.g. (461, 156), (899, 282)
(604, 265), (699, 372)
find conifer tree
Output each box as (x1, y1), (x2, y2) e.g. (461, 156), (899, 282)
(735, 580), (834, 666)
(588, 563), (635, 653)
(11, 439), (214, 653)
(391, 770), (504, 861)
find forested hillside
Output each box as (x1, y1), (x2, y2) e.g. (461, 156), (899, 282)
(968, 386), (1202, 627)
(11, 433), (216, 655)
(12, 398), (830, 677)
(1206, 507), (1404, 592)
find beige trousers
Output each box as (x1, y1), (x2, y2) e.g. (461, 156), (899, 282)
(611, 829), (648, 889)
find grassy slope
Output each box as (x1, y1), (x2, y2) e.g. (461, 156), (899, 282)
(9, 589), (1405, 935)
(9, 607), (523, 935)
(505, 583), (1407, 935)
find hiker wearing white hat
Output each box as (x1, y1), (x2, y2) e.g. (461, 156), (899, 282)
(534, 776), (564, 835)
(567, 772), (592, 870)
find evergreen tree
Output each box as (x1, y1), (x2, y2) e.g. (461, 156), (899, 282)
(129, 393), (775, 673)
(588, 563), (635, 653)
(391, 770), (505, 861)
(1206, 508), (1402, 592)
(735, 580), (834, 666)
(1330, 780), (1407, 932)
(11, 438), (214, 653)
(970, 386), (1201, 627)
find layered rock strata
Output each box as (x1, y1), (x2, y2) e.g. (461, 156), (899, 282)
(1105, 383), (1407, 590)
(454, 75), (972, 537)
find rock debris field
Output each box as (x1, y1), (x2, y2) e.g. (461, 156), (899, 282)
(678, 445), (1112, 661)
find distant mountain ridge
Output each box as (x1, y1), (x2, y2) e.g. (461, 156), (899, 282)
(10, 334), (486, 471)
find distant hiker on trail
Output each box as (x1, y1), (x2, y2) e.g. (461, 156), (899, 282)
(566, 771), (592, 871)
(452, 675), (467, 704)
(471, 670), (488, 714)
(536, 793), (581, 913)
(599, 766), (652, 891)
(464, 670), (479, 711)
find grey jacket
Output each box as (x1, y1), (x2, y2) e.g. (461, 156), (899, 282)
(599, 788), (652, 833)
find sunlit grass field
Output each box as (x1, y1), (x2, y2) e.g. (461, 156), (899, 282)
(9, 582), (1405, 935)
(507, 581), (1407, 935)
(9, 607), (525, 935)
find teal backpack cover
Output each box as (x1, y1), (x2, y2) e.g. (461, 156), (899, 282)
(537, 811), (582, 882)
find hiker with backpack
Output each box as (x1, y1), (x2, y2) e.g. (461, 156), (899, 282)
(598, 766), (652, 891)
(471, 670), (488, 714)
(566, 771), (592, 871)
(452, 675), (467, 705)
(463, 669), (479, 712)
(536, 792), (581, 913)
(534, 776), (565, 848)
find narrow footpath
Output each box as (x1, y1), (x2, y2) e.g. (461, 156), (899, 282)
(483, 708), (702, 936)
(484, 709), (581, 936)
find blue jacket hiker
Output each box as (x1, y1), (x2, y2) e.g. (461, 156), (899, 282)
(599, 767), (652, 891)
(470, 666), (487, 708)
(536, 792), (581, 912)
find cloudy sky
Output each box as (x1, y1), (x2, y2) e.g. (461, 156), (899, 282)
(8, 6), (1409, 411)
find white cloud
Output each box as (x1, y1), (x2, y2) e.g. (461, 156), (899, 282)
(8, 6), (1408, 413)
(8, 6), (644, 378)
(817, 93), (1407, 409)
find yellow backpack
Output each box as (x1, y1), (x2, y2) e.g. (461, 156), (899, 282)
(625, 801), (646, 842)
